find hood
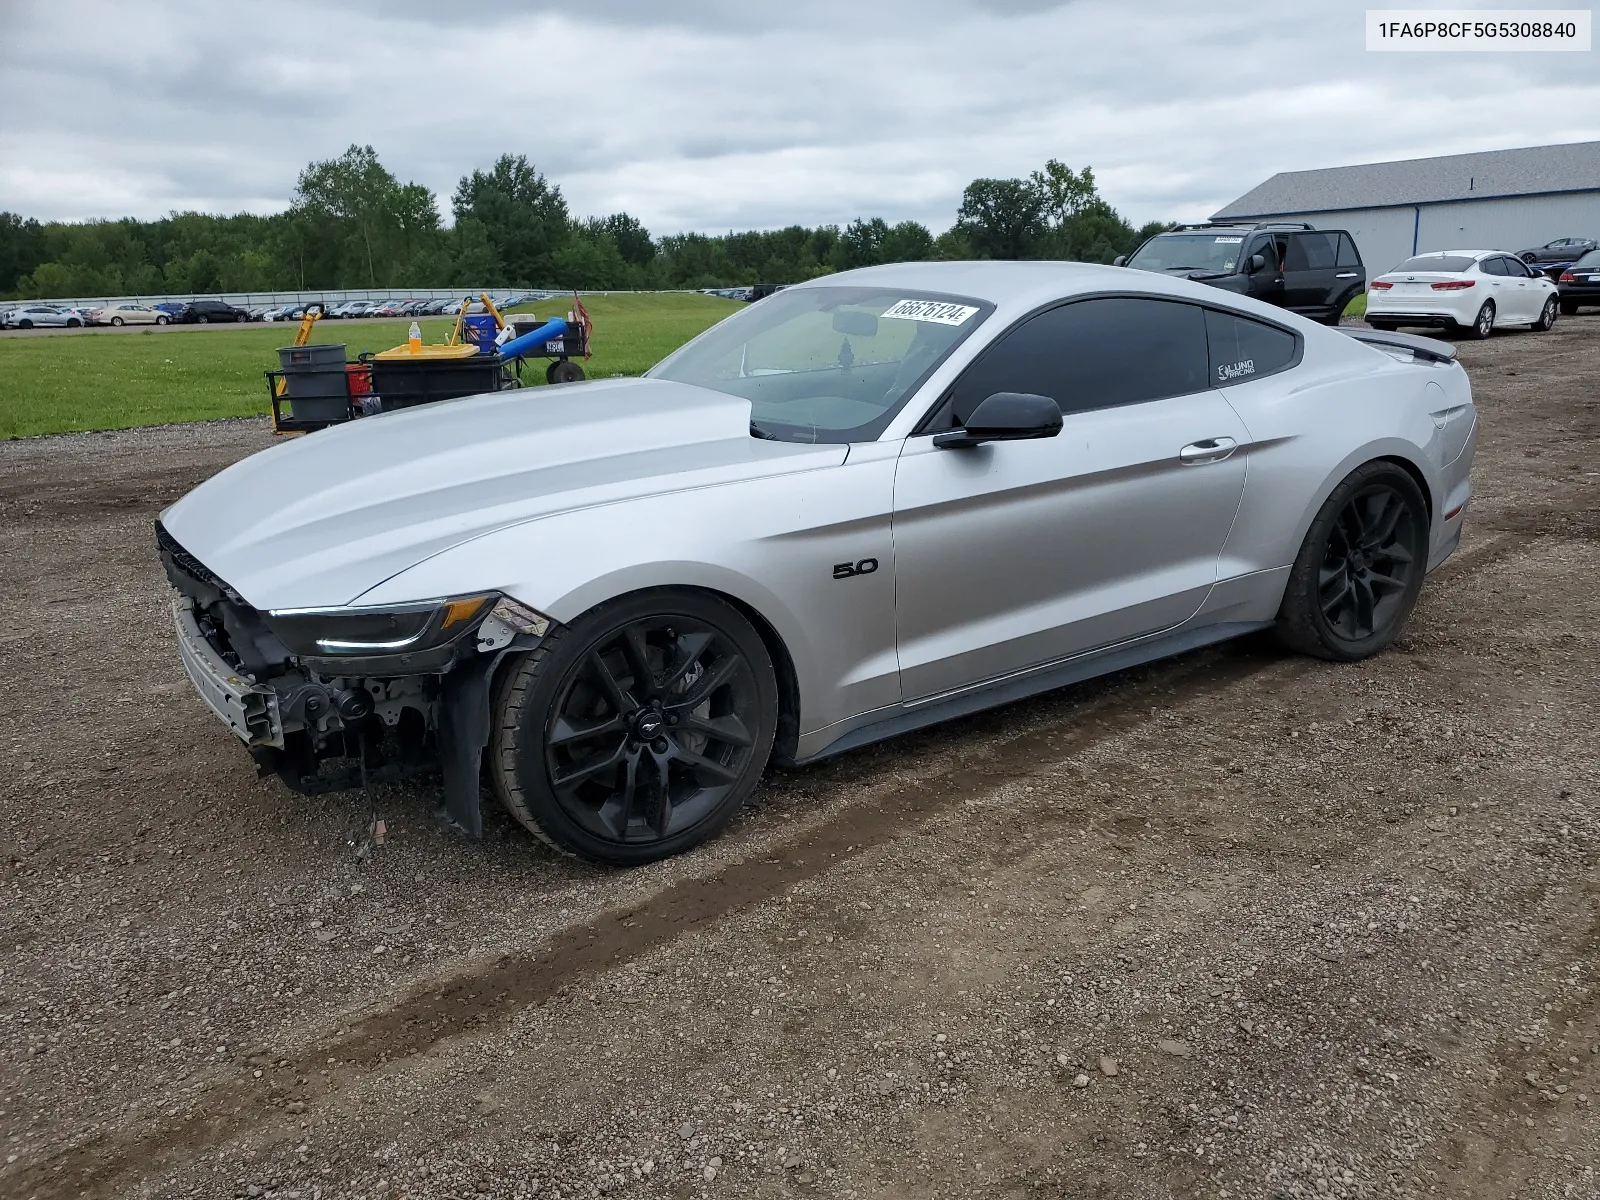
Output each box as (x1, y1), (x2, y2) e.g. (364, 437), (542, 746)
(161, 377), (844, 611)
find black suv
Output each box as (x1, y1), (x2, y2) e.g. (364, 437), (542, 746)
(1116, 222), (1366, 325)
(178, 299), (252, 324)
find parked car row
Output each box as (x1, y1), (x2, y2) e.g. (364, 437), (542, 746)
(0, 293), (553, 330)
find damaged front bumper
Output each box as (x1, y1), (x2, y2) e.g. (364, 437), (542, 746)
(173, 595), (284, 747)
(158, 523), (550, 836)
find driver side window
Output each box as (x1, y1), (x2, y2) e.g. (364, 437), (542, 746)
(927, 297), (1210, 429)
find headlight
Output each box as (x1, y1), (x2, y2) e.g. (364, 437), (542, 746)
(264, 593), (495, 657)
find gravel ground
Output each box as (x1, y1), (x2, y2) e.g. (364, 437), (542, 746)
(2, 317), (1598, 1200)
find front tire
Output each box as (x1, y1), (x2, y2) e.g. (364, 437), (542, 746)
(111, 316), (124, 326)
(1275, 462), (1429, 662)
(491, 590), (778, 864)
(156, 315), (169, 325)
(1534, 296), (1558, 331)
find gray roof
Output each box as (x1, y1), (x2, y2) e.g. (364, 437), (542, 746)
(1213, 141), (1600, 219)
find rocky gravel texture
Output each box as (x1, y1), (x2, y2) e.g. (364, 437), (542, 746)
(2, 316), (1598, 1199)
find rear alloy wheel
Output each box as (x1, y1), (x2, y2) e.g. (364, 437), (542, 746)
(66, 318), (80, 328)
(1534, 296), (1558, 331)
(110, 316), (124, 326)
(1468, 300), (1495, 340)
(197, 315), (210, 324)
(1275, 462), (1429, 662)
(492, 590), (778, 864)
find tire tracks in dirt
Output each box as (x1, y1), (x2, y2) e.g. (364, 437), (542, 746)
(8, 529), (1525, 1200)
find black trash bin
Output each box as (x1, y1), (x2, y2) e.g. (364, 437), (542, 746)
(370, 354), (509, 411)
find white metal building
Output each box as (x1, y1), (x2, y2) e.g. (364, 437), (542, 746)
(1212, 141), (1600, 275)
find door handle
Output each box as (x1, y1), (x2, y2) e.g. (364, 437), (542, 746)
(1335, 272), (1359, 279)
(1179, 437), (1238, 464)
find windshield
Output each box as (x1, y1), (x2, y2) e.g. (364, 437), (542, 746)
(1126, 232), (1246, 275)
(1393, 255), (1476, 273)
(1571, 250), (1600, 269)
(647, 285), (993, 443)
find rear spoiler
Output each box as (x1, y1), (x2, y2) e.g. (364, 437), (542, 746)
(1337, 326), (1457, 364)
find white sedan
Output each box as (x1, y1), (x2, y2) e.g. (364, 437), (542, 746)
(1366, 250), (1559, 339)
(1, 304), (85, 329)
(91, 302), (172, 326)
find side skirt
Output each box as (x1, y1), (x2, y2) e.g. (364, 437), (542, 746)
(794, 620), (1272, 765)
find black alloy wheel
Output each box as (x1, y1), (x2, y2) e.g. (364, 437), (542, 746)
(1534, 296), (1558, 331)
(1276, 462), (1429, 661)
(492, 591), (777, 864)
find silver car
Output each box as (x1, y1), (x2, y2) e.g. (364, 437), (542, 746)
(158, 262), (1476, 864)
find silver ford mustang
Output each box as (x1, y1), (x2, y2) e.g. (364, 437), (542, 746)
(158, 262), (1476, 864)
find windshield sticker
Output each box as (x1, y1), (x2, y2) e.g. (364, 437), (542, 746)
(1217, 358), (1256, 382)
(1213, 236), (1243, 244)
(882, 299), (980, 325)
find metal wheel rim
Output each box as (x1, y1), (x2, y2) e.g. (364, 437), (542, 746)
(543, 615), (759, 845)
(1542, 298), (1556, 327)
(1318, 484), (1419, 642)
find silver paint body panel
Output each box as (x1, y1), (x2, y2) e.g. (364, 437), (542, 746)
(161, 262), (1476, 762)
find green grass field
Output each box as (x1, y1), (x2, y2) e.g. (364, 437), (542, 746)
(0, 292), (741, 439)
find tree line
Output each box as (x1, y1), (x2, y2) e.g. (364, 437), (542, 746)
(0, 146), (1171, 300)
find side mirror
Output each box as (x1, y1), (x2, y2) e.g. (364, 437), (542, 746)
(1112, 255), (1127, 267)
(933, 392), (1063, 449)
(1247, 253), (1266, 274)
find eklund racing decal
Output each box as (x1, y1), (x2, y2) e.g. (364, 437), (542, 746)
(1217, 358), (1255, 382)
(882, 299), (980, 325)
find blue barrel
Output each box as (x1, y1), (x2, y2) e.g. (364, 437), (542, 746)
(463, 314), (498, 353)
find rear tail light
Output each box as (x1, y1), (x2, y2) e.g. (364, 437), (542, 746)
(1370, 280), (1393, 290)
(1559, 271), (1576, 283)
(1430, 280), (1475, 291)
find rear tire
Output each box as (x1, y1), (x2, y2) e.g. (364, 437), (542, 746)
(197, 315), (210, 324)
(18, 320), (31, 329)
(1275, 461), (1429, 662)
(1466, 300), (1494, 340)
(1367, 320), (1397, 332)
(1560, 299), (1579, 316)
(491, 590), (778, 864)
(111, 316), (124, 326)
(1534, 296), (1558, 331)
(66, 318), (81, 328)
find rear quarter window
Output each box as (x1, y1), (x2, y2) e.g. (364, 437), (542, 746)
(1204, 309), (1298, 387)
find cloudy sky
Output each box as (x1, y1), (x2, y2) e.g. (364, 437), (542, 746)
(0, 0), (1595, 234)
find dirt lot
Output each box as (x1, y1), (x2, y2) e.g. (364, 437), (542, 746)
(2, 317), (1598, 1200)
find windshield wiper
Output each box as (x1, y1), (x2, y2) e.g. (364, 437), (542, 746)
(749, 421), (781, 441)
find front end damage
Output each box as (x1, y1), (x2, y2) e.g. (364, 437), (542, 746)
(157, 522), (547, 835)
